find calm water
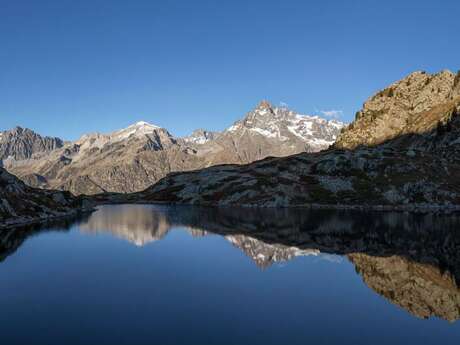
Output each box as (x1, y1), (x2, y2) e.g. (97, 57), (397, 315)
(1, 205), (460, 344)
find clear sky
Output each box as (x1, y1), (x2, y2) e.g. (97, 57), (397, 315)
(1, 0), (459, 140)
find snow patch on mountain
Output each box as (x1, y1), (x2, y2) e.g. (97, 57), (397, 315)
(183, 129), (219, 145)
(112, 121), (162, 141)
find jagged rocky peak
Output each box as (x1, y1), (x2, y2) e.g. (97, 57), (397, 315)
(258, 99), (272, 109)
(226, 100), (344, 149)
(183, 129), (219, 144)
(243, 100), (288, 124)
(0, 126), (64, 161)
(335, 69), (460, 149)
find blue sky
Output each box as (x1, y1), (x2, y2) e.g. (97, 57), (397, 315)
(1, 0), (459, 140)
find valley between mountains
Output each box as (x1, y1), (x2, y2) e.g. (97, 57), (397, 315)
(1, 69), (460, 226)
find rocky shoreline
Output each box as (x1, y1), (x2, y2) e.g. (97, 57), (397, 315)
(0, 207), (95, 230)
(6, 195), (458, 231)
(0, 167), (94, 230)
(89, 191), (460, 215)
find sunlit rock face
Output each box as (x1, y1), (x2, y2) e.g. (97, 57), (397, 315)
(0, 126), (63, 161)
(4, 121), (202, 195)
(335, 70), (460, 149)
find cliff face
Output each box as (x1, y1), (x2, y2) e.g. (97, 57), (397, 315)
(335, 70), (460, 149)
(0, 126), (63, 161)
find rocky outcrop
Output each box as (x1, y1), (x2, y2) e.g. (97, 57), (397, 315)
(134, 70), (460, 209)
(335, 70), (460, 149)
(0, 167), (92, 228)
(0, 126), (63, 161)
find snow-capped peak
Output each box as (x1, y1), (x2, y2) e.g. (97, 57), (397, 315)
(112, 121), (162, 140)
(131, 121), (160, 129)
(223, 101), (345, 150)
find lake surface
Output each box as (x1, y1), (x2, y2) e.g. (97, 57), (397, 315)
(1, 204), (460, 344)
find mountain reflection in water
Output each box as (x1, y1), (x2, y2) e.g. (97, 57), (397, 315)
(2, 204), (460, 322)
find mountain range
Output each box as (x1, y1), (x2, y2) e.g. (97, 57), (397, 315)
(2, 69), (460, 227)
(1, 102), (343, 195)
(135, 70), (460, 210)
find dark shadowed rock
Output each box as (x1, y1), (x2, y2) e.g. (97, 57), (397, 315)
(0, 167), (92, 228)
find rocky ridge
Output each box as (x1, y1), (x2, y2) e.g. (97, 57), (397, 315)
(0, 167), (92, 229)
(335, 70), (460, 149)
(0, 126), (63, 161)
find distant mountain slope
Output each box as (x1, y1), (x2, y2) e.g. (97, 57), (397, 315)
(4, 104), (343, 195)
(182, 129), (219, 145)
(133, 70), (460, 209)
(0, 126), (63, 161)
(6, 121), (204, 195)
